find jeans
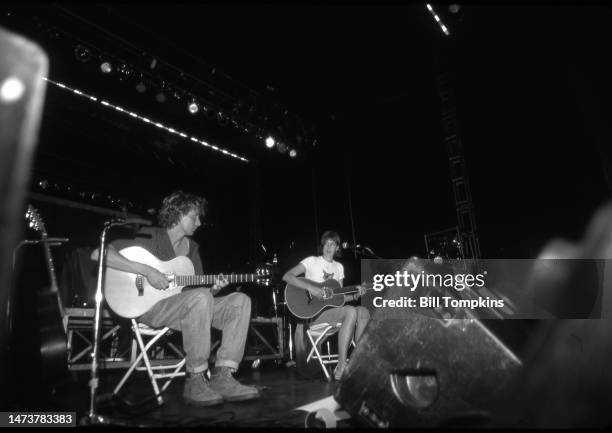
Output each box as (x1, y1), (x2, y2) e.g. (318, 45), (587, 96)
(139, 288), (251, 373)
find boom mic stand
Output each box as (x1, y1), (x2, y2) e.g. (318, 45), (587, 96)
(350, 245), (382, 259)
(82, 218), (136, 425)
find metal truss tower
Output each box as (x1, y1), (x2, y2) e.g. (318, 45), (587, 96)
(435, 61), (481, 259)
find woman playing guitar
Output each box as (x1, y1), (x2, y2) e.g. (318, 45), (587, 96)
(282, 230), (370, 380)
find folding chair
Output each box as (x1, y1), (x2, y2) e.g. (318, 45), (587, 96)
(305, 322), (355, 382)
(112, 319), (186, 405)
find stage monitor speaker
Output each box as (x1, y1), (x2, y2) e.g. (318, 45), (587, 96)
(337, 202), (612, 428)
(0, 26), (48, 408)
(334, 286), (524, 428)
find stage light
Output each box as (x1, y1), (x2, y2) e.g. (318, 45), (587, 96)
(43, 77), (250, 163)
(265, 136), (275, 148)
(155, 90), (167, 103)
(100, 61), (112, 73)
(0, 77), (25, 103)
(277, 142), (288, 154)
(425, 4), (450, 36)
(289, 149), (297, 158)
(135, 81), (146, 93)
(74, 45), (92, 63)
(188, 100), (199, 114)
(117, 64), (134, 77)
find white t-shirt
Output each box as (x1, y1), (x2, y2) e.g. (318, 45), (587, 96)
(300, 256), (344, 284)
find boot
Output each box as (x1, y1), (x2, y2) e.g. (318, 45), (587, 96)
(183, 371), (224, 407)
(209, 366), (260, 402)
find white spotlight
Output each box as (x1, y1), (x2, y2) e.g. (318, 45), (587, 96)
(188, 100), (199, 114)
(265, 136), (275, 148)
(0, 77), (25, 103)
(100, 61), (112, 74)
(289, 149), (297, 158)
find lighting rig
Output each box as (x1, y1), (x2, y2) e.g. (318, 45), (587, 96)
(425, 3), (463, 37)
(4, 7), (316, 160)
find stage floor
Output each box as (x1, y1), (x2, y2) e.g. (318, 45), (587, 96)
(43, 362), (356, 428)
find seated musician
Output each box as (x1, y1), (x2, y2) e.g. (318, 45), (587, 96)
(91, 190), (259, 406)
(283, 230), (370, 380)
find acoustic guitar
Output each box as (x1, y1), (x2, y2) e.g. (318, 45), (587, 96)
(104, 246), (270, 318)
(25, 205), (68, 386)
(284, 277), (373, 320)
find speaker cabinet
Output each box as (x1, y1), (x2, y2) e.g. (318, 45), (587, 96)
(335, 287), (522, 428)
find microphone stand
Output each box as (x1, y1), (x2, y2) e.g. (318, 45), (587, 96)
(82, 218), (128, 425)
(349, 245), (382, 259)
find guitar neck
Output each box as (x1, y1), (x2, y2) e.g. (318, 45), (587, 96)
(331, 284), (362, 295)
(39, 235), (59, 290)
(175, 274), (260, 286)
(40, 234), (64, 317)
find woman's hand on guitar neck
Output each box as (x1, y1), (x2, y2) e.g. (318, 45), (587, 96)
(144, 267), (170, 290)
(356, 282), (368, 298)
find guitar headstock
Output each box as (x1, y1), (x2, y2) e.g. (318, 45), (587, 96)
(26, 204), (48, 236)
(255, 266), (271, 286)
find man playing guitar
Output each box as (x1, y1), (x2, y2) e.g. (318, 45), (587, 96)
(91, 191), (259, 407)
(283, 230), (370, 380)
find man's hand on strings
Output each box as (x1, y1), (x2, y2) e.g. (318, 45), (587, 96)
(145, 267), (170, 290)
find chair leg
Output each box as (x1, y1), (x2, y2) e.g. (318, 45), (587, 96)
(159, 359), (186, 394)
(307, 329), (333, 382)
(113, 321), (166, 405)
(113, 349), (145, 396)
(132, 323), (165, 405)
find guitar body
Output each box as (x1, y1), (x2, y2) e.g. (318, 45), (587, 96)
(105, 246), (195, 318)
(25, 205), (69, 390)
(37, 287), (68, 385)
(285, 278), (347, 320)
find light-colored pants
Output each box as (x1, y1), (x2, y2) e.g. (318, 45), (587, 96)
(139, 289), (251, 374)
(312, 305), (370, 330)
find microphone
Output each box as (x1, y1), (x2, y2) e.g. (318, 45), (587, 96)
(22, 237), (70, 244)
(113, 217), (152, 226)
(44, 237), (70, 243)
(341, 242), (362, 250)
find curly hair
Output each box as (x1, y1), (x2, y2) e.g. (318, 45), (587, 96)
(319, 230), (342, 258)
(157, 190), (208, 228)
